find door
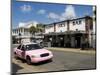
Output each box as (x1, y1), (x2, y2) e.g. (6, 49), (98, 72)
(20, 45), (26, 59)
(75, 36), (81, 48)
(59, 36), (64, 47)
(16, 45), (22, 57)
(16, 45), (25, 59)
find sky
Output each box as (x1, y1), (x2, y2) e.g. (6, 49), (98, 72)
(12, 0), (93, 28)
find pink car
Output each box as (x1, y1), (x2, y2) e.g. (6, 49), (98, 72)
(14, 42), (53, 64)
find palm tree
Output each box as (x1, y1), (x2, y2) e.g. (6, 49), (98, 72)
(36, 24), (45, 42)
(29, 24), (45, 42)
(36, 24), (44, 33)
(36, 24), (45, 46)
(29, 26), (37, 42)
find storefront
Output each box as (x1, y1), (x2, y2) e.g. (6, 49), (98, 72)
(43, 31), (89, 48)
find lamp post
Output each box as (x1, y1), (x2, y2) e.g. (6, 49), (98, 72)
(18, 33), (21, 44)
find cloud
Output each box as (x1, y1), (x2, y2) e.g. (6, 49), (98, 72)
(18, 22), (25, 27)
(60, 5), (76, 20)
(47, 12), (60, 21)
(47, 5), (76, 21)
(20, 4), (32, 12)
(38, 9), (46, 14)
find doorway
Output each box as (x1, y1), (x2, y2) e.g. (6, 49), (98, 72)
(75, 34), (81, 48)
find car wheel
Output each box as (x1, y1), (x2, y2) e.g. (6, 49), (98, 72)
(14, 52), (18, 59)
(49, 59), (53, 62)
(26, 56), (31, 65)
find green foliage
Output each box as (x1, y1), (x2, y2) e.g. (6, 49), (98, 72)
(29, 23), (45, 35)
(29, 26), (37, 35)
(36, 24), (44, 32)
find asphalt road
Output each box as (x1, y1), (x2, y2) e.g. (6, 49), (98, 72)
(11, 44), (96, 74)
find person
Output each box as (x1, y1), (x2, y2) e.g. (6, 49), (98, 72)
(75, 40), (77, 48)
(81, 39), (86, 50)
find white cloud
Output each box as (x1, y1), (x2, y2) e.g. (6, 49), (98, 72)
(47, 5), (76, 21)
(38, 9), (46, 14)
(18, 22), (25, 27)
(20, 4), (32, 12)
(47, 12), (60, 21)
(60, 5), (76, 20)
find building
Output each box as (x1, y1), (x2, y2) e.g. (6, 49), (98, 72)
(92, 6), (96, 49)
(12, 21), (44, 44)
(44, 16), (94, 48)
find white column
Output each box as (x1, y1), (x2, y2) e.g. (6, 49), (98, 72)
(23, 28), (24, 35)
(89, 31), (92, 47)
(92, 6), (96, 48)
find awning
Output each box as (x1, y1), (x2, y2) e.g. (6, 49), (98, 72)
(43, 31), (86, 36)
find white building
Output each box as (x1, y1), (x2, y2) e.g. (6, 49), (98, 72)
(45, 17), (90, 34)
(92, 6), (96, 48)
(12, 21), (38, 36)
(44, 16), (94, 48)
(12, 21), (43, 43)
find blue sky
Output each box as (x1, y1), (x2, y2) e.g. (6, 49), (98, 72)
(12, 0), (93, 28)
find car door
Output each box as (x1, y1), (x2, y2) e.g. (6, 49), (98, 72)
(16, 44), (22, 57)
(20, 45), (26, 59)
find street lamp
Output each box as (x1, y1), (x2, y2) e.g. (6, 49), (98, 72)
(18, 33), (21, 44)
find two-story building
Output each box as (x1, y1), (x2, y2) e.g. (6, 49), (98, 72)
(12, 21), (44, 44)
(44, 16), (94, 48)
(92, 6), (96, 49)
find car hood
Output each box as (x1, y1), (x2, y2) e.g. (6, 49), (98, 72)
(26, 49), (51, 55)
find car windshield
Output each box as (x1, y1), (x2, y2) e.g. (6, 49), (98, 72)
(26, 44), (42, 50)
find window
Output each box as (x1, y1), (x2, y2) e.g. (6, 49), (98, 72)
(21, 45), (26, 51)
(21, 28), (23, 32)
(59, 24), (61, 27)
(58, 23), (65, 27)
(26, 44), (42, 50)
(73, 20), (82, 25)
(17, 45), (21, 49)
(60, 30), (62, 32)
(46, 25), (53, 29)
(76, 21), (78, 24)
(76, 29), (78, 31)
(73, 21), (75, 25)
(62, 24), (65, 27)
(79, 20), (82, 24)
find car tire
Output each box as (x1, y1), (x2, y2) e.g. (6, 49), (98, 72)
(26, 56), (32, 65)
(49, 59), (53, 62)
(14, 52), (18, 59)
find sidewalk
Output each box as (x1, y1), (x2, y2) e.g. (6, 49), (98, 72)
(45, 47), (96, 55)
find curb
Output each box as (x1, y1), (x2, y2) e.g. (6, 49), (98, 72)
(45, 47), (96, 55)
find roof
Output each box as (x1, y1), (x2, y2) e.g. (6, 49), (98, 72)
(44, 31), (86, 36)
(44, 16), (92, 26)
(22, 42), (37, 45)
(13, 21), (38, 30)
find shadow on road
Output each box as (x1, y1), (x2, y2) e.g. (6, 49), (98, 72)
(11, 63), (23, 75)
(31, 59), (53, 66)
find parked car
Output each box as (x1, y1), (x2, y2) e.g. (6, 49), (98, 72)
(13, 42), (53, 64)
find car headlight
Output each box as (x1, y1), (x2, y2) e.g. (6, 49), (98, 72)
(49, 51), (52, 54)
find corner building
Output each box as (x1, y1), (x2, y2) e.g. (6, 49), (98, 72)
(44, 16), (94, 48)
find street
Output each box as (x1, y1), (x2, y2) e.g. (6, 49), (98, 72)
(11, 44), (96, 74)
